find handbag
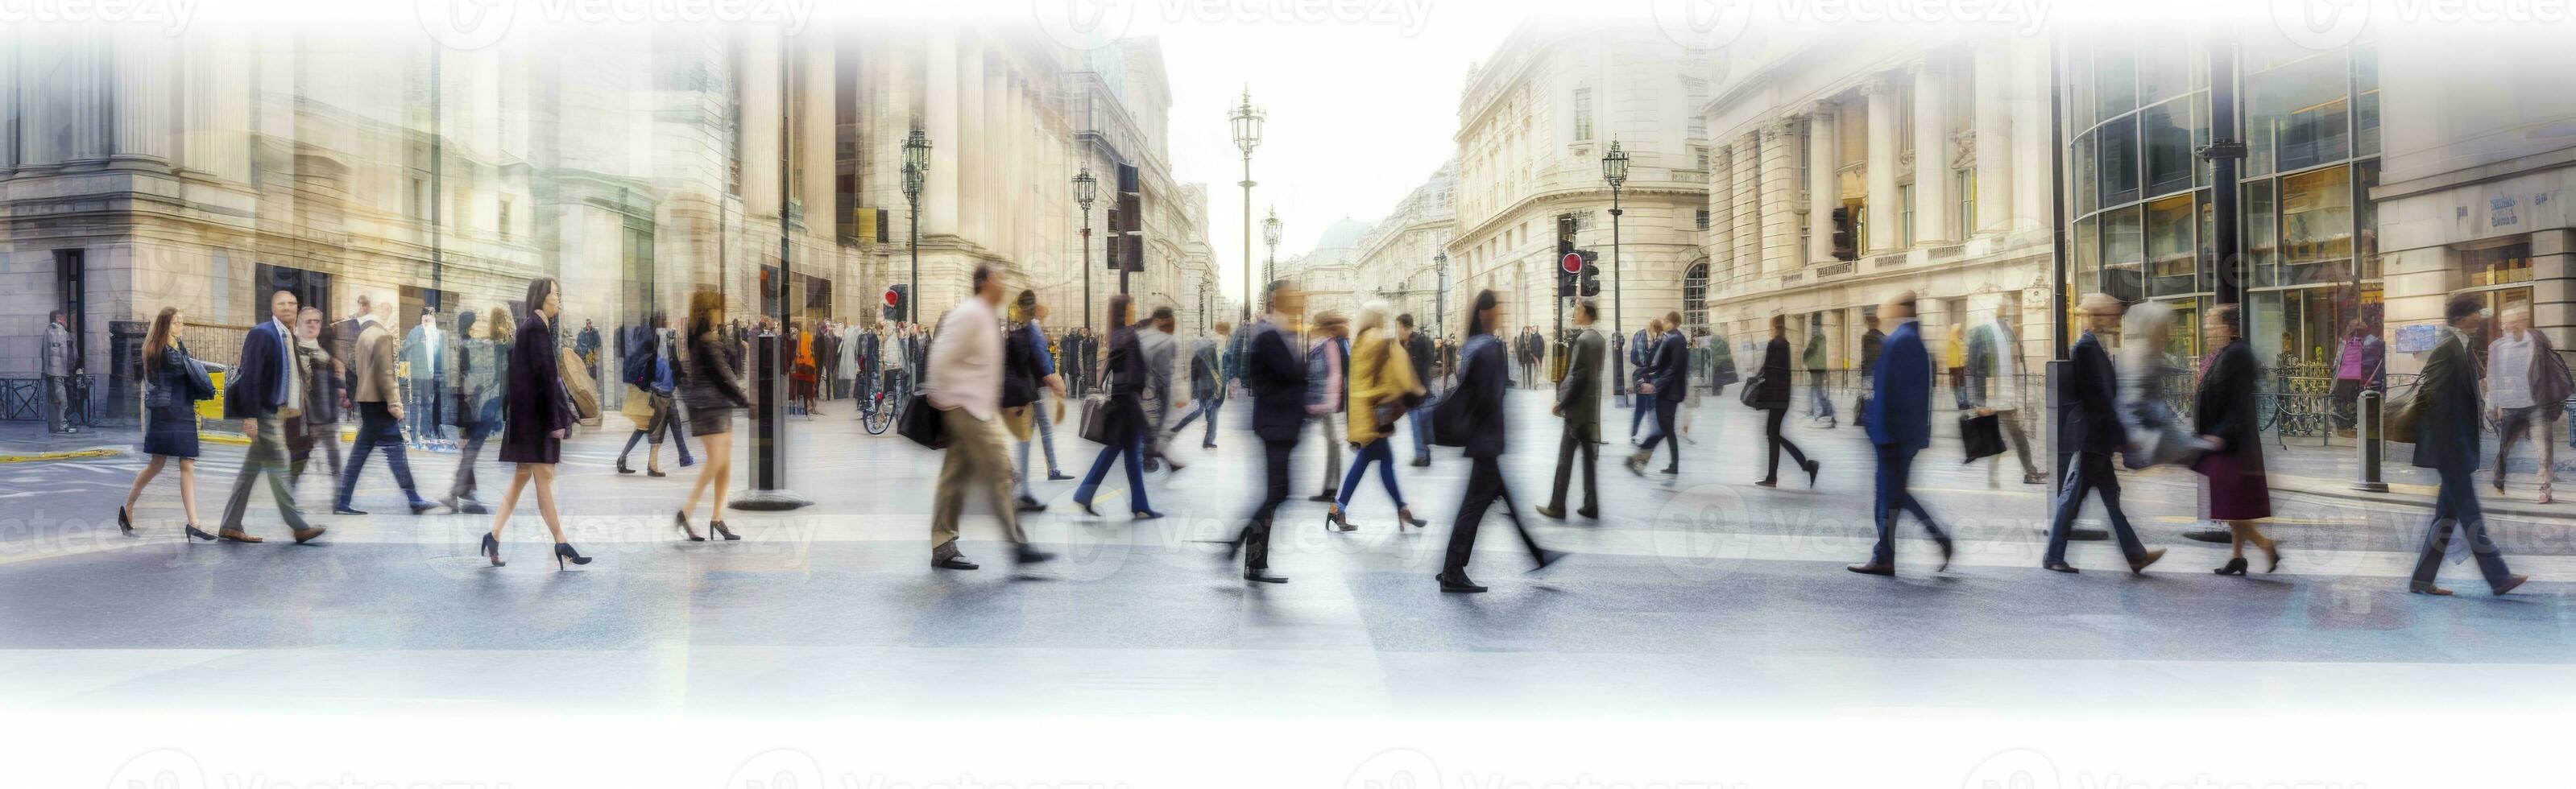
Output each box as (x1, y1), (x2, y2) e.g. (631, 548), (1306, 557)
(2383, 376), (2425, 444)
(897, 392), (946, 449)
(1078, 393), (1113, 444)
(1959, 412), (2005, 462)
(1737, 373), (1765, 408)
(182, 357), (216, 402)
(559, 347), (600, 421)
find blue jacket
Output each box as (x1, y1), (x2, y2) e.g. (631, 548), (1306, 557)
(1646, 329), (1688, 403)
(1865, 320), (1932, 451)
(223, 319), (293, 419)
(1243, 319), (1308, 444)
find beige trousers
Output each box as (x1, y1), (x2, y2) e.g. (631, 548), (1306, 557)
(931, 407), (1028, 557)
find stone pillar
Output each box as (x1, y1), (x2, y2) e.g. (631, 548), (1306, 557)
(1863, 76), (1901, 254)
(924, 31), (959, 236)
(1911, 60), (1953, 246)
(739, 33), (782, 220)
(957, 41), (985, 246)
(801, 35), (837, 242)
(1972, 43), (2014, 237)
(1730, 132), (1761, 282)
(1706, 143), (1734, 285)
(2010, 38), (2050, 237)
(1757, 119), (1799, 276)
(1, 28), (19, 176)
(983, 64), (1005, 258)
(1805, 105), (1838, 266)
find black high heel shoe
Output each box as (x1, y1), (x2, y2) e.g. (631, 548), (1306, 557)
(677, 510), (705, 541)
(480, 533), (506, 567)
(184, 524), (217, 541)
(2214, 557), (2248, 576)
(2263, 542), (2285, 573)
(1398, 507), (1427, 528)
(117, 506), (133, 534)
(710, 521), (740, 540)
(554, 543), (592, 569)
(1074, 498), (1102, 518)
(1323, 506), (1356, 532)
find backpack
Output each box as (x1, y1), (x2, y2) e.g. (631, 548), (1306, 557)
(622, 331), (656, 389)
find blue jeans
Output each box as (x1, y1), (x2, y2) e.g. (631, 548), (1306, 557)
(1072, 434), (1152, 513)
(1171, 398), (1222, 447)
(1867, 444), (1945, 566)
(1336, 438), (1406, 510)
(1407, 407), (1431, 461)
(338, 402), (429, 510)
(1015, 403), (1064, 499)
(1808, 371), (1836, 419)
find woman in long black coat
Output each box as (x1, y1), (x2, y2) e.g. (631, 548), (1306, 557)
(1070, 295), (1161, 519)
(1435, 290), (1563, 593)
(1754, 314), (1817, 487)
(2192, 304), (2280, 575)
(120, 307), (208, 537)
(484, 277), (590, 569)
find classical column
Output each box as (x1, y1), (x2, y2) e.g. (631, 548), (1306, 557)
(2010, 38), (2049, 237)
(1805, 104), (1838, 266)
(1731, 131), (1760, 280)
(1757, 119), (1799, 275)
(801, 35), (837, 238)
(739, 32), (783, 219)
(1911, 60), (1953, 246)
(1972, 43), (2015, 236)
(1862, 76), (1901, 254)
(984, 64), (1005, 258)
(924, 31), (959, 236)
(1706, 143), (1735, 281)
(2, 29), (21, 176)
(956, 40), (984, 246)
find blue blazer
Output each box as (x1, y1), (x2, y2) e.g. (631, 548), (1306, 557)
(1865, 320), (1932, 451)
(1646, 330), (1689, 403)
(222, 320), (291, 419)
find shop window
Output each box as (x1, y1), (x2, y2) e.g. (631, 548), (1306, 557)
(2141, 100), (2196, 198)
(2246, 179), (2278, 286)
(2280, 164), (2353, 270)
(2073, 130), (2098, 216)
(2104, 206), (2143, 303)
(2354, 44), (2380, 156)
(2250, 52), (2350, 175)
(2146, 194), (2196, 296)
(2094, 38), (2135, 122)
(2462, 242), (2533, 287)
(2136, 35), (2189, 107)
(2098, 115), (2139, 208)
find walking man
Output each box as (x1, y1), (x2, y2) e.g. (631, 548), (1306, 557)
(1803, 318), (1836, 428)
(1538, 299), (1603, 519)
(2042, 294), (2165, 574)
(1968, 302), (2044, 485)
(2407, 295), (2529, 596)
(42, 309), (77, 434)
(338, 295), (436, 516)
(402, 308), (447, 445)
(1227, 281), (1306, 585)
(217, 290), (328, 544)
(1626, 314), (1687, 476)
(1402, 314), (1436, 467)
(1170, 321), (1228, 451)
(1140, 306), (1187, 473)
(926, 265), (1053, 572)
(1626, 324), (1652, 435)
(2487, 307), (2570, 503)
(1849, 291), (1950, 576)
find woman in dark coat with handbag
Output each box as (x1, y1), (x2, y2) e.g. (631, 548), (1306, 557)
(1435, 290), (1563, 593)
(484, 277), (590, 569)
(676, 289), (749, 542)
(1754, 314), (1819, 488)
(1070, 295), (1161, 520)
(2192, 304), (2282, 576)
(119, 307), (209, 537)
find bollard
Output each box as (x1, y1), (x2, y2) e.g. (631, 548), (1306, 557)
(2353, 388), (2388, 492)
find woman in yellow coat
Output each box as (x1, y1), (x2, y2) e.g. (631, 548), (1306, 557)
(1328, 299), (1431, 531)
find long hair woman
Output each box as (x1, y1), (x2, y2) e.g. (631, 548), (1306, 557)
(484, 277), (590, 568)
(121, 307), (209, 539)
(2192, 303), (2282, 575)
(1069, 294), (1162, 520)
(677, 289), (750, 540)
(1436, 290), (1563, 593)
(1328, 299), (1428, 531)
(1754, 314), (1820, 488)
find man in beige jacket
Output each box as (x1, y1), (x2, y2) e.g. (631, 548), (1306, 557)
(334, 296), (434, 515)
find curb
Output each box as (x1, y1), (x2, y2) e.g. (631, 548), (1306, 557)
(0, 448), (124, 464)
(2272, 475), (2575, 523)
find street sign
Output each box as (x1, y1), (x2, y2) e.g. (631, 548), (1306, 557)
(1561, 252), (1583, 275)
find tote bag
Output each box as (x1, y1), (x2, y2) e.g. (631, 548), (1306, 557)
(1959, 412), (2005, 462)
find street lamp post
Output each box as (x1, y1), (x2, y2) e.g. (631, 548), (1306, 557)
(1075, 167), (1097, 333)
(1261, 208), (1282, 287)
(902, 127), (930, 325)
(1229, 86), (1265, 320)
(1602, 139), (1630, 337)
(1434, 250), (1449, 338)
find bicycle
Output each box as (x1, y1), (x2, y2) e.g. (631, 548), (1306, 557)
(859, 370), (905, 435)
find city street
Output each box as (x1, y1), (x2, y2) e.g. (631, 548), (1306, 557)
(4, 388), (2570, 726)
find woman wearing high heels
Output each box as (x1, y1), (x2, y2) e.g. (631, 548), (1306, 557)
(1435, 291), (1563, 593)
(1328, 299), (1428, 531)
(1069, 295), (1161, 520)
(2192, 304), (2281, 576)
(483, 278), (590, 569)
(677, 289), (748, 541)
(120, 308), (209, 539)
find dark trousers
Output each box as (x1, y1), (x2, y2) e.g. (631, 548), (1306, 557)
(1235, 438), (1294, 571)
(1629, 381), (1650, 437)
(449, 421), (487, 502)
(1335, 437), (1406, 510)
(1867, 444), (1947, 566)
(2412, 467), (2517, 590)
(1548, 421), (1598, 512)
(1808, 370), (1835, 419)
(406, 379), (445, 440)
(1635, 397), (1680, 468)
(1073, 434), (1153, 513)
(1762, 407), (1812, 482)
(2043, 451), (2148, 565)
(338, 402), (426, 510)
(1442, 454), (1545, 576)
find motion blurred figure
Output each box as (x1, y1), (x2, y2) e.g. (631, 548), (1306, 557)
(1435, 290), (1563, 593)
(2042, 294), (2164, 575)
(1538, 299), (1603, 521)
(2405, 295), (2527, 596)
(1848, 291), (1949, 576)
(1225, 280), (1306, 585)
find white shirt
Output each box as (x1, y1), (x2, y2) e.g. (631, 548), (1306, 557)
(926, 297), (1002, 419)
(2488, 331), (2536, 409)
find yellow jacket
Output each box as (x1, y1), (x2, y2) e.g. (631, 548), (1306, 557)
(1346, 327), (1426, 444)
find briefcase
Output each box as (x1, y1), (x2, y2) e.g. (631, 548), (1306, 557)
(1960, 412), (2004, 462)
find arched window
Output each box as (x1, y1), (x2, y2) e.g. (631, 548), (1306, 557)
(1681, 258), (1711, 336)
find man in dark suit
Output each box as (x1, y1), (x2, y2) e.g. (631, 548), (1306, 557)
(2043, 294), (2164, 574)
(2408, 294), (2529, 596)
(1402, 314), (1437, 467)
(1849, 291), (1949, 576)
(1626, 312), (1688, 475)
(1228, 281), (1306, 585)
(1626, 326), (1652, 432)
(1539, 299), (1604, 519)
(217, 290), (328, 544)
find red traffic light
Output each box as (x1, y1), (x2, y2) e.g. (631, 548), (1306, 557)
(884, 287), (900, 307)
(1561, 252), (1583, 275)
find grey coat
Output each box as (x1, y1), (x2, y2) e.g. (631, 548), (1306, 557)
(1555, 327), (1605, 437)
(42, 322), (73, 376)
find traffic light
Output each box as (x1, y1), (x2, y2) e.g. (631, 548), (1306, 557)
(1556, 215), (1578, 296)
(884, 283), (909, 323)
(1829, 206), (1858, 261)
(1578, 250), (1601, 297)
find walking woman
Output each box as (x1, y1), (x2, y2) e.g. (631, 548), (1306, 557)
(615, 313), (676, 477)
(2192, 304), (2283, 575)
(1004, 290), (1068, 512)
(444, 306), (509, 514)
(1435, 290), (1563, 593)
(287, 306), (346, 491)
(1070, 295), (1162, 519)
(677, 289), (748, 541)
(1329, 299), (1428, 531)
(483, 277), (591, 568)
(119, 307), (209, 538)
(1754, 314), (1820, 488)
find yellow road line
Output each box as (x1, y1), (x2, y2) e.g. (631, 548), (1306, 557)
(0, 448), (122, 464)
